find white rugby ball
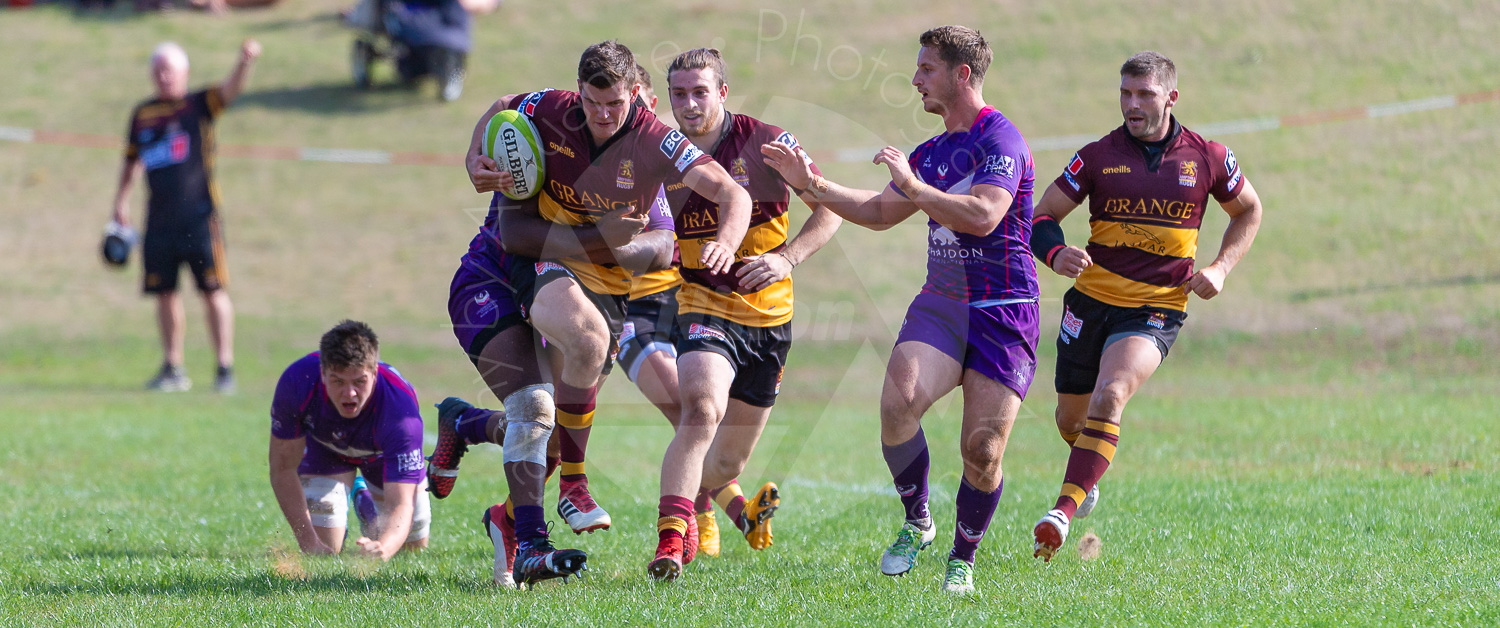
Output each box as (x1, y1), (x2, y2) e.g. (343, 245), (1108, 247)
(483, 109), (545, 200)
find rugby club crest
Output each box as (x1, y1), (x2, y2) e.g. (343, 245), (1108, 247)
(1178, 160), (1198, 187)
(616, 159), (635, 189)
(731, 158), (750, 186)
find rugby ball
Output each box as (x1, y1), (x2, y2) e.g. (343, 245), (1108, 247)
(483, 109), (545, 200)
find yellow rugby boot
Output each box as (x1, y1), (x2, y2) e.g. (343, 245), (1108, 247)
(695, 511), (721, 558)
(741, 482), (781, 550)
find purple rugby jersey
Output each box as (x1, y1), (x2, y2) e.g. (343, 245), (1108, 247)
(892, 106), (1039, 304)
(270, 353), (427, 485)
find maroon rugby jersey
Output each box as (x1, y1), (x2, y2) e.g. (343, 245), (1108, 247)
(1054, 118), (1245, 311)
(666, 113), (821, 327)
(511, 89), (713, 295)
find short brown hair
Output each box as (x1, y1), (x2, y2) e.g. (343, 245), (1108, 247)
(319, 320), (379, 371)
(634, 63), (653, 91)
(667, 48), (728, 89)
(919, 25), (991, 86)
(578, 40), (636, 89)
(1121, 51), (1177, 92)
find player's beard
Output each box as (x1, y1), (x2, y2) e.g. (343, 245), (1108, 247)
(681, 106), (723, 139)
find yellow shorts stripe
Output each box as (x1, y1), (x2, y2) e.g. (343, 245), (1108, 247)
(1085, 419), (1121, 436)
(560, 461), (585, 477)
(557, 410), (594, 429)
(1076, 435), (1118, 462)
(1060, 483), (1088, 507)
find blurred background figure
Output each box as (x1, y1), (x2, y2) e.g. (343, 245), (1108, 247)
(347, 0), (470, 101)
(110, 39), (260, 393)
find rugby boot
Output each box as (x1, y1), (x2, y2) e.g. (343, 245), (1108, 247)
(426, 397), (473, 499)
(647, 536), (684, 582)
(1075, 485), (1100, 519)
(214, 366), (236, 395)
(481, 504), (517, 588)
(694, 511), (721, 558)
(942, 559), (976, 594)
(512, 533), (588, 588)
(145, 364), (191, 393)
(740, 481), (780, 550)
(1032, 509), (1071, 563)
(879, 518), (935, 576)
(683, 510), (698, 565)
(557, 478), (612, 534)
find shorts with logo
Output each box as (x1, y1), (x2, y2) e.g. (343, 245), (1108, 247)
(895, 291), (1040, 399)
(448, 258), (527, 365)
(1054, 287), (1188, 395)
(142, 214), (227, 294)
(675, 312), (791, 408)
(506, 255), (626, 376)
(298, 442), (431, 541)
(617, 286), (680, 382)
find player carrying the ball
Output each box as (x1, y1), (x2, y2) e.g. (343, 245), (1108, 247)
(1027, 51), (1263, 561)
(762, 26), (1037, 594)
(646, 48), (843, 580)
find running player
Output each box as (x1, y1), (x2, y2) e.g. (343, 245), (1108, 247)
(761, 26), (1036, 594)
(268, 320), (430, 561)
(647, 48), (843, 581)
(1028, 51), (1263, 561)
(112, 40), (259, 394)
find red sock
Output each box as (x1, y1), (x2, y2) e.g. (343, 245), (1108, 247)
(693, 488), (714, 514)
(1053, 416), (1120, 519)
(657, 495), (694, 549)
(555, 382), (597, 482)
(710, 480), (748, 533)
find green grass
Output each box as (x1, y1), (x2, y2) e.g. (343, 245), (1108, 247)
(4, 0), (1500, 624)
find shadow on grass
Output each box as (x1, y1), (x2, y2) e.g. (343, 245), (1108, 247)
(235, 82), (429, 115)
(21, 570), (495, 597)
(1288, 273), (1500, 302)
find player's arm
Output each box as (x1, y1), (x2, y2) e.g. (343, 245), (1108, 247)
(1030, 182), (1091, 278)
(738, 203), (842, 292)
(873, 146), (1014, 235)
(268, 435), (334, 555)
(496, 204), (647, 262)
(609, 229), (674, 273)
(464, 94), (522, 194)
(217, 39), (261, 107)
(112, 155), (141, 226)
(760, 141), (919, 231)
(681, 161), (751, 273)
(1185, 179), (1262, 300)
(355, 481), (418, 561)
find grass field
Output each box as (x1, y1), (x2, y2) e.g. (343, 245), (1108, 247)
(4, 0), (1500, 624)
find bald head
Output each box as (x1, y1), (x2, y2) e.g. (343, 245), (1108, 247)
(151, 42), (189, 100)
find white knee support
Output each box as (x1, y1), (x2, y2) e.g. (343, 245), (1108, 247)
(502, 383), (555, 466)
(302, 476), (348, 530)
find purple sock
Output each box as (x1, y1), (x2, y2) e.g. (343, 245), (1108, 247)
(353, 486), (379, 535)
(513, 504), (548, 545)
(950, 476), (1003, 563)
(881, 428), (931, 525)
(455, 407), (494, 445)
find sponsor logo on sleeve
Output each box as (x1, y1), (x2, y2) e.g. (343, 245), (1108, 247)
(674, 144), (705, 172)
(396, 449), (425, 473)
(660, 130), (686, 158)
(1224, 149), (1238, 174)
(519, 89), (551, 117)
(776, 131), (798, 150)
(982, 154), (1017, 178)
(1063, 153), (1084, 190)
(1061, 307), (1083, 342)
(1226, 169), (1243, 191)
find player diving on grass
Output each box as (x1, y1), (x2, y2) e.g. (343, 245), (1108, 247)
(432, 40), (750, 587)
(761, 26), (1037, 594)
(645, 47), (843, 580)
(1027, 51), (1262, 561)
(267, 320), (430, 561)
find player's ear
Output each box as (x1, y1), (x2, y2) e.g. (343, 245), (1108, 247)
(1166, 89), (1179, 108)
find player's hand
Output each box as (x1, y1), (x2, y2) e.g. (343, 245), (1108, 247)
(298, 537), (336, 556)
(1050, 246), (1092, 278)
(466, 150), (507, 194)
(240, 39), (262, 61)
(736, 252), (792, 292)
(1183, 264), (1227, 300)
(354, 536), (391, 561)
(759, 141), (813, 191)
(596, 207), (648, 248)
(700, 240), (735, 274)
(874, 146), (915, 190)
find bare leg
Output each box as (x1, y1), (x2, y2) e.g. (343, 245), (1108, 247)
(156, 291), (185, 367)
(203, 289), (234, 368)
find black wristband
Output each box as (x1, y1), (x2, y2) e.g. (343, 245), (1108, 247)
(1030, 215), (1067, 267)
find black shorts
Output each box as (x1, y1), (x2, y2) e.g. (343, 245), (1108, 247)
(675, 313), (791, 408)
(142, 216), (228, 294)
(1055, 287), (1187, 395)
(617, 286), (680, 382)
(506, 256), (626, 376)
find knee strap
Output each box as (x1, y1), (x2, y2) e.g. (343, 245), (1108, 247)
(502, 383), (555, 466)
(302, 475), (348, 530)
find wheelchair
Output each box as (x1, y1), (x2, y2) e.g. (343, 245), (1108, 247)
(347, 0), (471, 101)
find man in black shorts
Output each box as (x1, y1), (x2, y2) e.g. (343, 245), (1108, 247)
(111, 39), (259, 393)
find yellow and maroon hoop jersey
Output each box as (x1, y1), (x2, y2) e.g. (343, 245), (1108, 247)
(124, 86), (225, 233)
(1053, 119), (1246, 312)
(510, 89), (713, 296)
(667, 113), (821, 328)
